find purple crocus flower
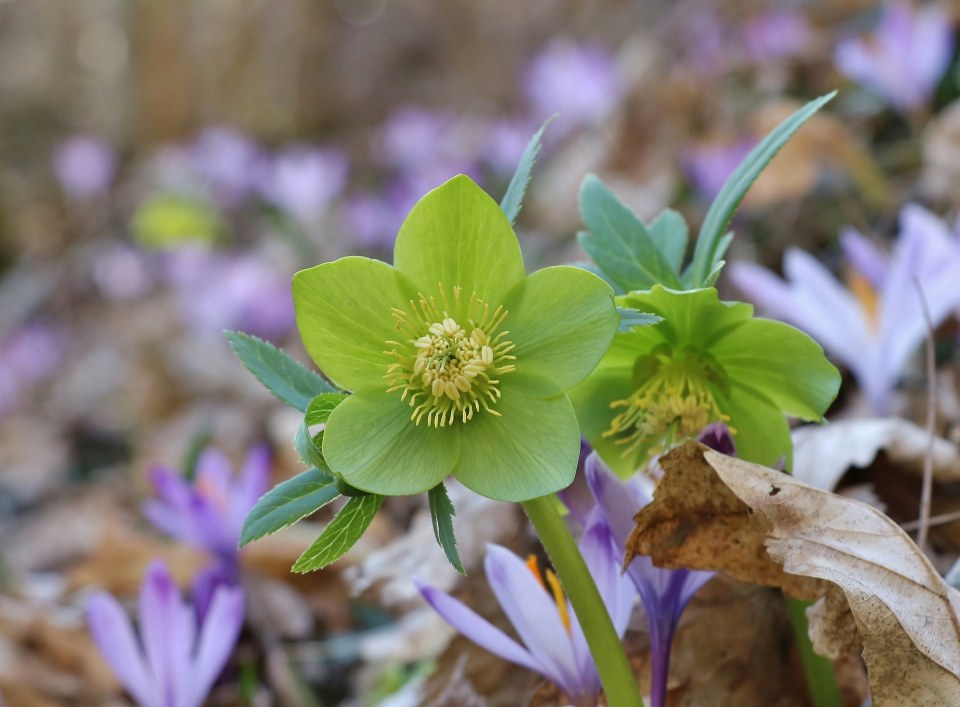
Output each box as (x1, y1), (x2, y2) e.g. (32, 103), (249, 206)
(87, 558), (244, 707)
(142, 446), (270, 568)
(523, 39), (625, 136)
(834, 3), (954, 113)
(190, 127), (263, 206)
(730, 204), (960, 414)
(163, 246), (295, 341)
(742, 10), (812, 62)
(585, 453), (714, 707)
(259, 145), (349, 226)
(0, 325), (64, 416)
(53, 135), (117, 200)
(416, 516), (634, 706)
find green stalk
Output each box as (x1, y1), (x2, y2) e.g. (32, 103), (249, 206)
(787, 597), (843, 707)
(522, 495), (645, 707)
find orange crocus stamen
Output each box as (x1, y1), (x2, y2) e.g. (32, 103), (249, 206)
(847, 270), (880, 331)
(545, 569), (571, 633)
(526, 554), (545, 588)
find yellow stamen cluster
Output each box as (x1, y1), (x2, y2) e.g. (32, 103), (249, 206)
(385, 284), (516, 427)
(526, 554), (571, 633)
(604, 347), (730, 458)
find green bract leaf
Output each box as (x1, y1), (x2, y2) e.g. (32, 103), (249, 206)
(394, 175), (527, 306)
(688, 92), (835, 286)
(239, 468), (339, 547)
(617, 308), (663, 333)
(648, 208), (689, 272)
(292, 493), (384, 573)
(226, 331), (337, 412)
(294, 257), (417, 394)
(500, 116), (554, 226)
(294, 422), (328, 473)
(571, 286), (840, 472)
(305, 393), (349, 426)
(291, 175), (619, 502)
(428, 483), (464, 574)
(578, 175), (682, 291)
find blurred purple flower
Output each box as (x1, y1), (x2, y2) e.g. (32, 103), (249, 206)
(584, 424), (730, 707)
(143, 446), (270, 566)
(0, 325), (64, 416)
(730, 204), (960, 414)
(190, 127), (263, 206)
(259, 145), (349, 225)
(91, 244), (157, 301)
(53, 135), (117, 200)
(87, 558), (244, 707)
(164, 247), (295, 341)
(416, 517), (634, 706)
(523, 39), (625, 135)
(682, 139), (754, 201)
(834, 3), (954, 112)
(344, 190), (409, 250)
(742, 10), (812, 62)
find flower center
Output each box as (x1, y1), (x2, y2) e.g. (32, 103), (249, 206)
(526, 554), (571, 634)
(604, 346), (730, 458)
(385, 284), (516, 428)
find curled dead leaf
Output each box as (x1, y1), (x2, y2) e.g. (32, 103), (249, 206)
(630, 442), (960, 706)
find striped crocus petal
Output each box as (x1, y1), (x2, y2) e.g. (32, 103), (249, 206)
(87, 591), (159, 707)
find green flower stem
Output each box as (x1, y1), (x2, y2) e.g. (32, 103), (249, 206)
(787, 597), (842, 707)
(522, 495), (645, 707)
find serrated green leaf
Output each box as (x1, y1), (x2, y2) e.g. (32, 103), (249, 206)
(292, 493), (384, 572)
(702, 260), (725, 287)
(294, 422), (329, 473)
(578, 175), (682, 291)
(427, 482), (464, 574)
(617, 307), (664, 333)
(500, 116), (555, 225)
(239, 468), (338, 547)
(226, 331), (337, 412)
(689, 92), (835, 286)
(305, 393), (349, 426)
(648, 208), (689, 272)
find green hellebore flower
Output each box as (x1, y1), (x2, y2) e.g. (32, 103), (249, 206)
(293, 175), (619, 502)
(570, 285), (840, 474)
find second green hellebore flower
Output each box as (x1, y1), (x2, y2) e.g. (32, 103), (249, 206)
(570, 286), (840, 474)
(293, 175), (619, 502)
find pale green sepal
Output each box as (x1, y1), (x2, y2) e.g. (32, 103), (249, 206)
(617, 286), (753, 348)
(504, 265), (619, 397)
(305, 393), (349, 426)
(393, 175), (526, 306)
(454, 393), (580, 502)
(567, 367), (640, 477)
(292, 493), (384, 573)
(323, 392), (459, 496)
(717, 382), (792, 468)
(711, 318), (840, 422)
(293, 256), (415, 394)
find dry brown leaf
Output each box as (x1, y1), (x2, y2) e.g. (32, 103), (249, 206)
(792, 418), (960, 491)
(627, 442), (822, 599)
(631, 442), (960, 706)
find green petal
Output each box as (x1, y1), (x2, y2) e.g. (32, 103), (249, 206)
(718, 382), (792, 468)
(393, 175), (526, 306)
(618, 286), (753, 349)
(323, 392), (459, 495)
(454, 392), (580, 502)
(712, 318), (840, 422)
(293, 257), (414, 394)
(504, 266), (618, 397)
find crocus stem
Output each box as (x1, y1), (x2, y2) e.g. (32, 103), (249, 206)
(787, 597), (842, 707)
(522, 495), (645, 707)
